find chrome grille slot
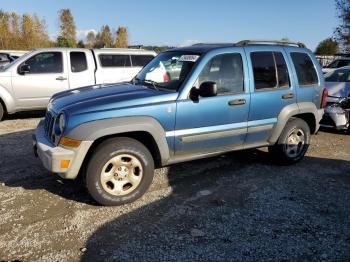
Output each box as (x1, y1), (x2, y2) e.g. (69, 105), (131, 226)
(44, 111), (55, 142)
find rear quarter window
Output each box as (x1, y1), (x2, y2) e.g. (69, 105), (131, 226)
(131, 55), (154, 67)
(290, 52), (318, 86)
(99, 54), (131, 67)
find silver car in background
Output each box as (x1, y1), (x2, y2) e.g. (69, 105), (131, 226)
(322, 67), (350, 130)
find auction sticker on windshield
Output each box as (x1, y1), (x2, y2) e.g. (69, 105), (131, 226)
(179, 55), (200, 62)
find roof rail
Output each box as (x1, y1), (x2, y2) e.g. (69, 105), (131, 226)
(236, 40), (306, 48)
(191, 43), (231, 46)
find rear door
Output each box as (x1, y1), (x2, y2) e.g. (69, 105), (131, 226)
(287, 51), (321, 106)
(67, 50), (95, 89)
(11, 51), (69, 109)
(245, 46), (297, 145)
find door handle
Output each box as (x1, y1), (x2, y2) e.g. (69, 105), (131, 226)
(56, 76), (67, 81)
(228, 99), (246, 106)
(282, 93), (294, 99)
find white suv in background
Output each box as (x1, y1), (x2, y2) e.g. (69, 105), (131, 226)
(0, 48), (157, 120)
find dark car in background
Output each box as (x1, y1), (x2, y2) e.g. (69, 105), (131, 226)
(322, 57), (350, 74)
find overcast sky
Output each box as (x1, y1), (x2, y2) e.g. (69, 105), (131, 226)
(0, 0), (339, 50)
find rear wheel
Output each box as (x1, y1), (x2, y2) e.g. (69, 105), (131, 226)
(269, 118), (310, 165)
(86, 137), (154, 206)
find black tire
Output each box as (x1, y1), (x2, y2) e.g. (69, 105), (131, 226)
(0, 102), (4, 121)
(86, 137), (154, 206)
(268, 118), (310, 165)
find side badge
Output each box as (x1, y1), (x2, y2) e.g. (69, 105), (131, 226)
(167, 106), (172, 113)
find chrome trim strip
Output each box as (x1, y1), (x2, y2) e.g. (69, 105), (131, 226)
(166, 122), (246, 137)
(166, 118), (277, 138)
(247, 118), (277, 127)
(247, 124), (274, 133)
(181, 128), (247, 143)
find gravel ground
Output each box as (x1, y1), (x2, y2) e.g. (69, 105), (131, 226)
(0, 114), (349, 261)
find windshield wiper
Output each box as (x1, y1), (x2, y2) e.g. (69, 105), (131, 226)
(134, 78), (160, 91)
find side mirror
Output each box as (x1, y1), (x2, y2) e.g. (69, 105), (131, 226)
(18, 64), (30, 75)
(199, 81), (217, 97)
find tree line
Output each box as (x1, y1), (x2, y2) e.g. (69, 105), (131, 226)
(2, 1), (350, 54)
(314, 0), (350, 55)
(0, 10), (50, 50)
(0, 8), (129, 50)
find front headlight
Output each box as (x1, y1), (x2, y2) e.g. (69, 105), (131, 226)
(54, 112), (66, 136)
(47, 100), (53, 112)
(59, 113), (65, 133)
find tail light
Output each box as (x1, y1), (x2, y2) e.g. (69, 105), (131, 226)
(321, 88), (328, 108)
(163, 73), (169, 83)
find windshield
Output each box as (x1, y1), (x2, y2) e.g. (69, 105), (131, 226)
(325, 69), (350, 82)
(134, 51), (200, 91)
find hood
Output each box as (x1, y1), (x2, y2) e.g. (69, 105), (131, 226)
(325, 82), (350, 98)
(50, 82), (175, 115)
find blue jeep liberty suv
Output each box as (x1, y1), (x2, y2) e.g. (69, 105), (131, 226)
(33, 40), (326, 206)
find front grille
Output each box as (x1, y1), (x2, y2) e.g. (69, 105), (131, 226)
(44, 111), (55, 142)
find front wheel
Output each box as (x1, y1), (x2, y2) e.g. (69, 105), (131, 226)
(269, 118), (310, 165)
(86, 137), (155, 206)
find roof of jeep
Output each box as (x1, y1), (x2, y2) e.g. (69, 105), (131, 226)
(168, 41), (307, 54)
(168, 44), (234, 54)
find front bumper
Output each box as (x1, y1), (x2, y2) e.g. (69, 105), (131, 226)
(33, 120), (93, 179)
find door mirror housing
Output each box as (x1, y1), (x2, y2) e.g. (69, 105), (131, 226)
(18, 64), (30, 75)
(199, 81), (217, 97)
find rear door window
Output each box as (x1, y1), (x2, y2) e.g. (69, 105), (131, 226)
(251, 51), (290, 90)
(290, 52), (318, 86)
(275, 52), (290, 88)
(99, 54), (131, 67)
(70, 52), (87, 72)
(131, 55), (154, 67)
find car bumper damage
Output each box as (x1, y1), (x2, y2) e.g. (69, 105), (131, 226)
(323, 105), (349, 129)
(321, 96), (350, 130)
(32, 120), (92, 179)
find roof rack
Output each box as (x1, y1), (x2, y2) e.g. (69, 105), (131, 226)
(236, 40), (306, 48)
(192, 43), (231, 46)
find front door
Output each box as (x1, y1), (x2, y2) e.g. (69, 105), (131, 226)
(174, 50), (250, 156)
(12, 51), (69, 109)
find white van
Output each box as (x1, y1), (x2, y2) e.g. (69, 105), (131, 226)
(0, 48), (156, 119)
